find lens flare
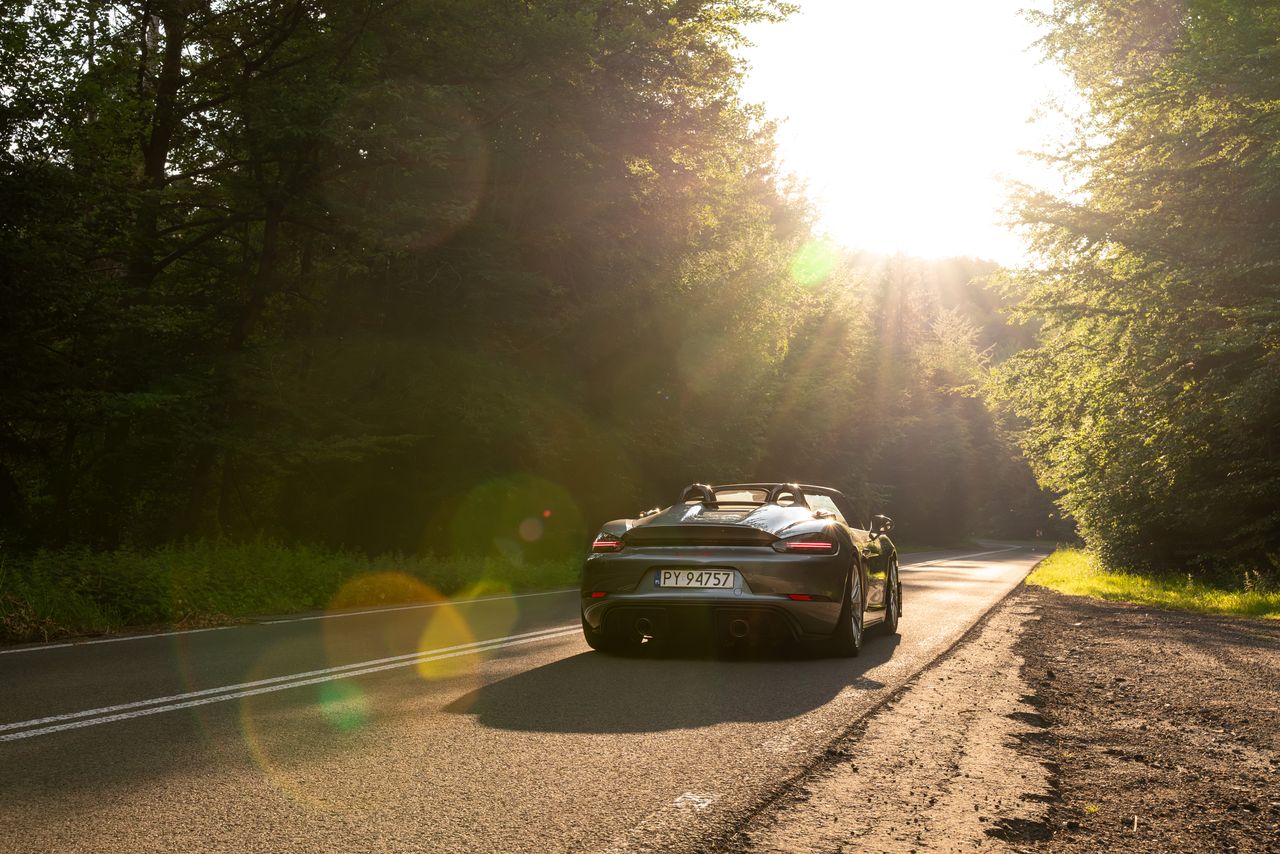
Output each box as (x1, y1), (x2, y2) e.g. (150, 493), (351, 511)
(791, 239), (842, 287)
(456, 575), (519, 637)
(329, 571), (437, 611)
(423, 577), (521, 713)
(238, 637), (368, 811)
(236, 572), (527, 808)
(415, 601), (478, 680)
(445, 474), (585, 561)
(322, 572), (441, 680)
(317, 680), (369, 733)
(518, 517), (544, 542)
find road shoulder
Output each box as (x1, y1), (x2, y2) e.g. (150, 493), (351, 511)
(727, 586), (1280, 853)
(1015, 586), (1280, 852)
(729, 588), (1051, 852)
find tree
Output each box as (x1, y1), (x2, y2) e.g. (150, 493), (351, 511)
(994, 0), (1280, 574)
(0, 0), (1046, 561)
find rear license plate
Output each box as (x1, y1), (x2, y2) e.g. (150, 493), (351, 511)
(656, 569), (735, 589)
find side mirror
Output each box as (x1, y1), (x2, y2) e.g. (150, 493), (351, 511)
(871, 514), (894, 537)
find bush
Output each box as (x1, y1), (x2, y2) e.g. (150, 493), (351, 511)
(0, 540), (580, 643)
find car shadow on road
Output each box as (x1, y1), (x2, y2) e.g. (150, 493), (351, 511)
(444, 633), (900, 733)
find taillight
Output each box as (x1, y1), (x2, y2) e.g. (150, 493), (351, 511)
(591, 533), (623, 553)
(773, 536), (838, 554)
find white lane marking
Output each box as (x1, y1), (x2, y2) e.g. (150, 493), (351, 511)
(0, 588), (578, 655)
(260, 588), (577, 624)
(900, 546), (1022, 569)
(674, 793), (718, 812)
(0, 624), (579, 741)
(0, 626), (234, 656)
(0, 624), (574, 733)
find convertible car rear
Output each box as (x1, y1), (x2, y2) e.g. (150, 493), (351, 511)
(580, 483), (900, 656)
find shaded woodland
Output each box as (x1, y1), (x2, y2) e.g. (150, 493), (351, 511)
(11, 0), (1278, 585)
(1, 0), (1058, 567)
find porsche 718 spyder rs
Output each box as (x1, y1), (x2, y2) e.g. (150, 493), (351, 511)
(580, 482), (900, 656)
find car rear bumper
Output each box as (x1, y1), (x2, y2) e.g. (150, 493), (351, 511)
(585, 598), (802, 646)
(581, 592), (842, 642)
(580, 546), (847, 642)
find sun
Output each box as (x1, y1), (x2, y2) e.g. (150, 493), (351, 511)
(740, 0), (1074, 264)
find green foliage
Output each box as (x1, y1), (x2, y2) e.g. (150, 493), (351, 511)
(0, 540), (580, 643)
(1028, 548), (1280, 619)
(993, 0), (1280, 575)
(0, 0), (1051, 620)
(0, 0), (815, 550)
(817, 256), (1058, 542)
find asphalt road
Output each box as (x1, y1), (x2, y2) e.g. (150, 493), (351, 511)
(0, 544), (1047, 853)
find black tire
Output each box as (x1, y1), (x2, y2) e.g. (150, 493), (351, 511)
(831, 565), (864, 657)
(582, 616), (616, 654)
(880, 560), (900, 635)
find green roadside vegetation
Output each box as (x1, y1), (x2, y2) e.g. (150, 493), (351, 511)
(0, 542), (578, 645)
(1028, 549), (1280, 620)
(989, 2), (1280, 578)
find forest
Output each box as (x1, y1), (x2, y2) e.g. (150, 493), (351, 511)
(996, 0), (1280, 576)
(1, 0), (1275, 632)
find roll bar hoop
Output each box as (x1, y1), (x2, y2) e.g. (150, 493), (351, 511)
(679, 483), (717, 506)
(767, 482), (810, 508)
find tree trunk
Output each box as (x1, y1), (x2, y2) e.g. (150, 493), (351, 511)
(126, 3), (189, 293)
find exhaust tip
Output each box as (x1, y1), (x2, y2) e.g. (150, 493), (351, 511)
(728, 618), (750, 639)
(635, 617), (654, 637)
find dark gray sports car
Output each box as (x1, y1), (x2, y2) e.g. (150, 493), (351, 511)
(580, 482), (900, 656)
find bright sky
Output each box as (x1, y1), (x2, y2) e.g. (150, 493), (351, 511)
(740, 1), (1074, 264)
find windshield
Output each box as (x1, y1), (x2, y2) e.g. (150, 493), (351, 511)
(806, 494), (847, 523)
(712, 488), (768, 504)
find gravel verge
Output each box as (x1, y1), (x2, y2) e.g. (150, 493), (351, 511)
(728, 590), (1050, 852)
(726, 585), (1280, 853)
(1015, 586), (1280, 852)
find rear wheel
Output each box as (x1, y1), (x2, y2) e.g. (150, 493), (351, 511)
(831, 567), (863, 657)
(881, 560), (900, 635)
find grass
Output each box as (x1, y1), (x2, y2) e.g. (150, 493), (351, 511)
(1027, 548), (1280, 620)
(0, 540), (580, 644)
